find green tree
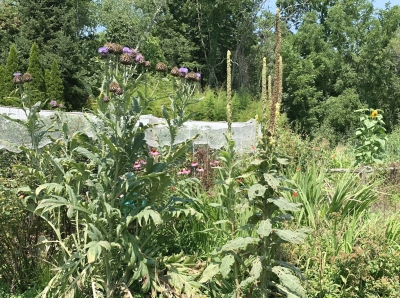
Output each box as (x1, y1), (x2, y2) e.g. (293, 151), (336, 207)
(27, 42), (45, 98)
(45, 59), (64, 106)
(2, 44), (19, 99)
(0, 0), (21, 62)
(281, 0), (400, 139)
(16, 0), (93, 110)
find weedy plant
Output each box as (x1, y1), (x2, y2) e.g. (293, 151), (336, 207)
(354, 108), (387, 165)
(193, 13), (309, 297)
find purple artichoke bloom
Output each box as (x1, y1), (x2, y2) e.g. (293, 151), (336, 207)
(98, 47), (109, 57)
(50, 100), (58, 108)
(123, 47), (131, 54)
(135, 54), (144, 62)
(13, 72), (22, 77)
(196, 72), (201, 78)
(178, 67), (188, 74)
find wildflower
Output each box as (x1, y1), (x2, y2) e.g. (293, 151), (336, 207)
(237, 178), (243, 184)
(371, 110), (378, 118)
(292, 191), (298, 197)
(171, 186), (177, 192)
(196, 72), (201, 80)
(209, 161), (215, 166)
(129, 48), (137, 57)
(122, 47), (131, 54)
(332, 155), (336, 159)
(178, 168), (191, 175)
(213, 160), (220, 165)
(185, 72), (198, 82)
(296, 167), (300, 171)
(98, 46), (109, 58)
(115, 87), (123, 95)
(22, 73), (33, 83)
(135, 54), (145, 64)
(50, 100), (58, 108)
(191, 161), (199, 167)
(196, 166), (204, 172)
(156, 62), (168, 73)
(139, 159), (147, 165)
(58, 103), (65, 109)
(178, 67), (188, 77)
(170, 66), (180, 77)
(120, 53), (133, 65)
(13, 72), (23, 84)
(315, 147), (320, 151)
(109, 82), (120, 92)
(133, 161), (141, 170)
(150, 148), (160, 156)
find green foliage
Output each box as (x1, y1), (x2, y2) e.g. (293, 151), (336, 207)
(354, 108), (388, 165)
(2, 45), (19, 100)
(45, 59), (64, 106)
(26, 42), (45, 102)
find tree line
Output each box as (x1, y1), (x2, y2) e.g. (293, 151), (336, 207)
(0, 0), (400, 141)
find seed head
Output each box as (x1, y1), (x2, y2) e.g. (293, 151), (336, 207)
(155, 62), (168, 73)
(22, 73), (33, 83)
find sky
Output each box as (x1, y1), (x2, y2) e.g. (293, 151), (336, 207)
(374, 0), (400, 8)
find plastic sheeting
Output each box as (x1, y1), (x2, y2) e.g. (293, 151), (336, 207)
(0, 106), (260, 153)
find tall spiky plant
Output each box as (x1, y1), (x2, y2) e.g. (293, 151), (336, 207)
(268, 9), (282, 142)
(227, 50), (232, 138)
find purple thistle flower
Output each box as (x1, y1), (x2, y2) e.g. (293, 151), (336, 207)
(98, 47), (109, 57)
(130, 48), (137, 57)
(196, 73), (201, 78)
(178, 67), (188, 74)
(123, 47), (131, 54)
(13, 72), (22, 77)
(135, 54), (144, 62)
(50, 100), (58, 108)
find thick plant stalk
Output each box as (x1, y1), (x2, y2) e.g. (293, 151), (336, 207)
(262, 57), (267, 130)
(268, 8), (282, 142)
(227, 50), (232, 138)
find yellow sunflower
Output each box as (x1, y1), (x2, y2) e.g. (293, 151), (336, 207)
(371, 110), (378, 118)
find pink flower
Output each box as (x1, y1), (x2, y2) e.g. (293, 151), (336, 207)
(209, 161), (215, 166)
(213, 160), (220, 165)
(133, 162), (141, 170)
(139, 159), (147, 165)
(191, 161), (198, 167)
(150, 148), (160, 156)
(178, 168), (191, 175)
(196, 166), (204, 172)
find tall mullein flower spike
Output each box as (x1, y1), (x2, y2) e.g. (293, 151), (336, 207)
(268, 8), (282, 142)
(227, 50), (232, 138)
(262, 57), (267, 129)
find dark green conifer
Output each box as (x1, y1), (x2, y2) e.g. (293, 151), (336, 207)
(2, 44), (19, 98)
(45, 59), (64, 106)
(27, 42), (45, 97)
